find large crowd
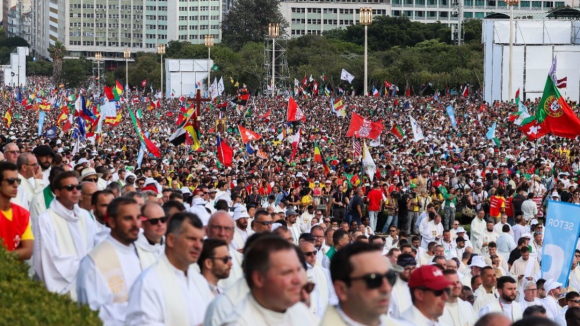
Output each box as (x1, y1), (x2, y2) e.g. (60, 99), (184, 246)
(1, 75), (580, 325)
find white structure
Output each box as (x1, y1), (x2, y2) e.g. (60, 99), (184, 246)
(483, 19), (580, 103)
(165, 59), (213, 98)
(3, 47), (28, 86)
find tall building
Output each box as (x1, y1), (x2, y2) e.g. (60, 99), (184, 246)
(280, 0), (391, 37)
(30, 0), (226, 61)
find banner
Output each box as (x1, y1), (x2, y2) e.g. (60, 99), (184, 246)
(446, 105), (457, 129)
(37, 111), (46, 136)
(409, 116), (424, 142)
(101, 101), (117, 118)
(541, 200), (580, 286)
(346, 112), (383, 139)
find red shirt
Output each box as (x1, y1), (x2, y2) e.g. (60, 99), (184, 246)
(367, 189), (383, 211)
(0, 203), (31, 251)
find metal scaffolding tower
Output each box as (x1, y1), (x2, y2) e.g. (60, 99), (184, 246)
(263, 37), (290, 95)
(451, 0), (464, 45)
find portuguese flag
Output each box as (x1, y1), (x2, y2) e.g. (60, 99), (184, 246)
(129, 107), (161, 158)
(390, 123), (404, 140)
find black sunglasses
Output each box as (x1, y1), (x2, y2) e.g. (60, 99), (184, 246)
(146, 217), (167, 225)
(420, 287), (451, 297)
(304, 250), (317, 257)
(349, 270), (397, 289)
(60, 184), (82, 191)
(84, 178), (98, 182)
(255, 221), (273, 226)
(211, 256), (232, 264)
(3, 177), (21, 185)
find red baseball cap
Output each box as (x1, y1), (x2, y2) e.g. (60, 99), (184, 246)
(408, 265), (453, 291)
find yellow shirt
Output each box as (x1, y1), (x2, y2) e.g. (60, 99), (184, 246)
(2, 209), (34, 240)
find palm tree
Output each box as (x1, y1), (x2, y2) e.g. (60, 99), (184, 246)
(48, 41), (66, 82)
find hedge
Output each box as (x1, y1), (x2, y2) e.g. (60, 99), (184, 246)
(0, 246), (101, 325)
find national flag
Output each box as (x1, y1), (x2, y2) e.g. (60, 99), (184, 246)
(75, 95), (97, 121)
(105, 110), (122, 126)
(324, 86), (330, 96)
(141, 80), (147, 88)
(445, 105), (457, 129)
(148, 99), (160, 111)
(4, 109), (11, 127)
(314, 143), (331, 176)
(390, 123), (404, 140)
(62, 118), (73, 133)
(384, 80), (392, 89)
(346, 112), (384, 139)
(216, 133), (233, 167)
(302, 75), (308, 86)
(409, 116), (425, 142)
(486, 122), (500, 147)
(56, 111), (68, 126)
(246, 142), (256, 154)
(290, 128), (301, 162)
(333, 98), (344, 111)
(244, 107), (252, 117)
(277, 128), (287, 141)
(372, 86), (379, 97)
(519, 119), (548, 141)
(462, 85), (469, 97)
(340, 69), (354, 83)
(287, 97), (306, 122)
(534, 72), (580, 139)
(115, 79), (124, 97)
(238, 125), (261, 143)
(129, 108), (161, 157)
(259, 109), (271, 120)
(353, 138), (362, 158)
(104, 86), (116, 101)
(257, 147), (268, 159)
(557, 77), (567, 89)
(515, 88), (520, 105)
(39, 100), (51, 111)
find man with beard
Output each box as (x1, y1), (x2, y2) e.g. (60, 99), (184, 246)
(231, 205), (254, 251)
(198, 238), (233, 298)
(479, 276), (522, 322)
(126, 212), (212, 325)
(77, 197), (150, 324)
(90, 190), (115, 243)
(440, 269), (477, 326)
(32, 145), (55, 185)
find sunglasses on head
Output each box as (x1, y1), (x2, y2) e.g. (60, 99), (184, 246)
(60, 184), (82, 191)
(3, 177), (21, 186)
(419, 287), (451, 297)
(349, 270), (397, 289)
(146, 217), (167, 225)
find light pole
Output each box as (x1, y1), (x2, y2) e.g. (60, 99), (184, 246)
(95, 52), (102, 87)
(506, 0), (519, 101)
(157, 44), (166, 97)
(268, 23), (279, 97)
(123, 48), (130, 92)
(360, 8), (373, 96)
(204, 35), (214, 96)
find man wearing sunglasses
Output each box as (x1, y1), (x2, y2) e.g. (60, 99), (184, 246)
(198, 238), (233, 297)
(299, 239), (337, 319)
(135, 202), (166, 258)
(33, 170), (98, 300)
(398, 265), (454, 325)
(556, 291), (580, 326)
(206, 211), (244, 290)
(77, 197), (151, 324)
(322, 242), (399, 326)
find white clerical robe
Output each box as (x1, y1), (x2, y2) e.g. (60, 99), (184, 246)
(509, 258), (540, 289)
(473, 286), (499, 313)
(18, 173), (44, 205)
(222, 295), (319, 326)
(94, 220), (110, 245)
(440, 299), (477, 326)
(398, 305), (450, 326)
(126, 254), (212, 326)
(421, 220), (443, 249)
(494, 222), (513, 237)
(288, 223), (301, 245)
(568, 266), (580, 293)
(480, 230), (499, 256)
(231, 227), (253, 251)
(479, 299), (523, 322)
(470, 217), (487, 254)
(519, 297), (542, 312)
(77, 236), (151, 325)
(204, 277), (250, 326)
(542, 295), (562, 320)
(307, 264), (338, 319)
(389, 276), (412, 319)
(33, 200), (98, 300)
(134, 231), (165, 259)
(441, 240), (456, 260)
(29, 188), (51, 221)
(218, 248), (243, 291)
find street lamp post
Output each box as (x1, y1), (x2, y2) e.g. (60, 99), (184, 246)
(123, 49), (130, 93)
(95, 52), (102, 87)
(204, 35), (214, 96)
(268, 23), (279, 97)
(506, 0), (519, 101)
(157, 44), (166, 97)
(360, 8), (373, 96)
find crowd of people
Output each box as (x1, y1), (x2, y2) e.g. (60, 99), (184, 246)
(1, 75), (580, 325)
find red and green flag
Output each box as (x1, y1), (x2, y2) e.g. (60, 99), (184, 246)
(128, 107), (161, 158)
(114, 79), (124, 100)
(313, 143), (331, 176)
(390, 123), (404, 140)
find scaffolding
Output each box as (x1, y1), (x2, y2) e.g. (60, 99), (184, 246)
(263, 37), (290, 95)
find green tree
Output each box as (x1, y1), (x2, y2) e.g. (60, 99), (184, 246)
(221, 0), (288, 51)
(61, 58), (90, 88)
(48, 41), (67, 82)
(27, 59), (53, 76)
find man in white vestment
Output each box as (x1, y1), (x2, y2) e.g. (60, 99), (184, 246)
(77, 197), (153, 325)
(479, 276), (523, 322)
(32, 145), (54, 186)
(126, 212), (213, 325)
(479, 221), (499, 257)
(187, 197), (211, 226)
(420, 213), (443, 250)
(556, 291), (580, 326)
(542, 279), (563, 320)
(518, 281), (542, 311)
(134, 202), (166, 260)
(33, 170), (98, 300)
(471, 209), (487, 254)
(16, 153), (44, 207)
(509, 247), (540, 290)
(397, 265), (454, 326)
(206, 211), (244, 290)
(30, 166), (62, 221)
(222, 235), (318, 326)
(91, 190), (114, 244)
(198, 238), (232, 297)
(388, 253), (416, 318)
(568, 251), (580, 293)
(285, 209), (301, 245)
(299, 240), (337, 319)
(496, 224), (517, 262)
(311, 225), (327, 264)
(230, 205), (254, 251)
(320, 242), (399, 326)
(494, 214), (513, 237)
(473, 266), (499, 313)
(440, 269), (477, 326)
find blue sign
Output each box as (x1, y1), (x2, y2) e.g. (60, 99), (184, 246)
(446, 105), (457, 129)
(541, 200), (580, 285)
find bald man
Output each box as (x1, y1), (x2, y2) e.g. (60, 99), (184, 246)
(206, 211), (243, 290)
(79, 181), (99, 214)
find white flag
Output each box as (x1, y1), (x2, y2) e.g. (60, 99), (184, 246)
(409, 116), (424, 142)
(362, 141), (376, 182)
(369, 136), (381, 147)
(217, 77), (225, 95)
(341, 69), (355, 83)
(211, 78), (218, 100)
(294, 78), (300, 87)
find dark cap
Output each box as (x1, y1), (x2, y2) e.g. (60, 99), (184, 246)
(299, 233), (315, 242)
(397, 253), (417, 268)
(456, 236), (465, 243)
(32, 145), (55, 157)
